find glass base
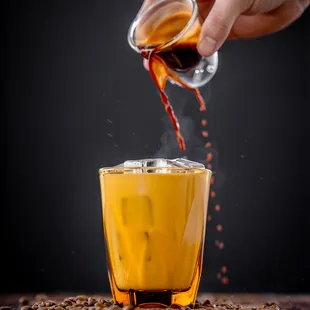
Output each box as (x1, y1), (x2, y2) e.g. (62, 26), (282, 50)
(110, 288), (199, 308)
(128, 290), (195, 308)
(108, 257), (202, 308)
(170, 53), (218, 88)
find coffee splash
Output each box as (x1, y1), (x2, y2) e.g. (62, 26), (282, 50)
(136, 5), (206, 151)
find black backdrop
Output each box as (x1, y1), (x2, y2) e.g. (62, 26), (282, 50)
(3, 0), (310, 294)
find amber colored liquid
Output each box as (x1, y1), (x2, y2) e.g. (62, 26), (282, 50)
(100, 169), (211, 307)
(137, 11), (206, 151)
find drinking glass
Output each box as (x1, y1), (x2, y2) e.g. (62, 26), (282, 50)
(127, 0), (218, 88)
(99, 158), (212, 308)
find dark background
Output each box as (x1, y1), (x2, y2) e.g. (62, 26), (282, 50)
(3, 0), (310, 295)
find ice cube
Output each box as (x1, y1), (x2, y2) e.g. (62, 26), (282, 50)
(169, 158), (205, 169)
(115, 158), (205, 173)
(124, 158), (170, 168)
(121, 195), (153, 227)
(123, 158), (204, 168)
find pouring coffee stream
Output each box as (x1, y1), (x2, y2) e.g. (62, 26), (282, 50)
(135, 7), (209, 151)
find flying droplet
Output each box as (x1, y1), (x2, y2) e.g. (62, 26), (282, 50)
(221, 266), (228, 274)
(207, 153), (213, 162)
(202, 131), (209, 138)
(216, 224), (223, 232)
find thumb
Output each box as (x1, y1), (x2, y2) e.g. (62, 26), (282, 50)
(197, 0), (241, 56)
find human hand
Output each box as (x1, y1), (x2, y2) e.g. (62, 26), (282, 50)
(195, 0), (309, 56)
(140, 0), (309, 69)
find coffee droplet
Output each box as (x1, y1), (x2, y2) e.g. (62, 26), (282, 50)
(221, 265), (228, 274)
(206, 153), (213, 162)
(218, 241), (224, 250)
(202, 130), (209, 138)
(201, 119), (207, 126)
(216, 224), (223, 232)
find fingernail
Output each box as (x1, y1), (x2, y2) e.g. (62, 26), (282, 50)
(198, 36), (217, 56)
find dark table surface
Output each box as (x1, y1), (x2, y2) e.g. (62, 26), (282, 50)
(0, 293), (310, 310)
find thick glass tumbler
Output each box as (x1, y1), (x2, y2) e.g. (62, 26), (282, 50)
(99, 158), (212, 308)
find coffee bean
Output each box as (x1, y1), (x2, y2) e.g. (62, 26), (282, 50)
(109, 305), (121, 310)
(191, 301), (201, 309)
(59, 302), (68, 307)
(76, 296), (88, 301)
(122, 305), (133, 310)
(21, 307), (32, 310)
(104, 302), (113, 307)
(35, 295), (48, 302)
(55, 307), (65, 310)
(88, 298), (97, 306)
(19, 297), (29, 306)
(202, 301), (212, 307)
(65, 298), (75, 304)
(95, 302), (104, 308)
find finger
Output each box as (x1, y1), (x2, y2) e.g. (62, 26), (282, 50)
(197, 0), (242, 56)
(244, 0), (285, 15)
(230, 0), (309, 39)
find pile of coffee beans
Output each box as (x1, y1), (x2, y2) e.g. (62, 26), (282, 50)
(18, 295), (116, 310)
(0, 295), (280, 310)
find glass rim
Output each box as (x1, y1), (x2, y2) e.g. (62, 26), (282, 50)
(99, 166), (212, 175)
(127, 0), (199, 53)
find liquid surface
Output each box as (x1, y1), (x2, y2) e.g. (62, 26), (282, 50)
(136, 9), (206, 151)
(101, 171), (210, 291)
